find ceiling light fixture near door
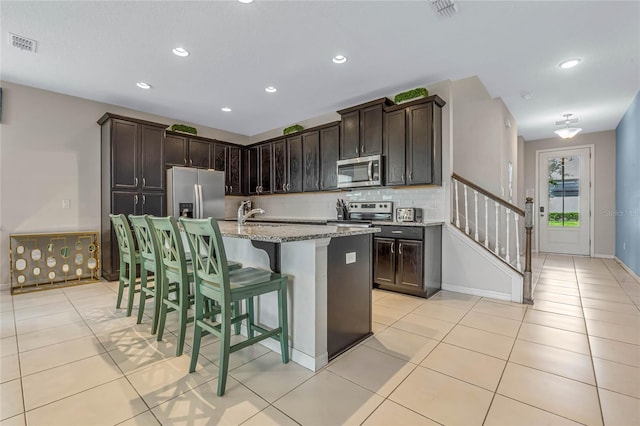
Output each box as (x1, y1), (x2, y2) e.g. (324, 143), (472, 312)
(221, 107), (232, 112)
(265, 86), (277, 93)
(554, 114), (582, 139)
(559, 58), (581, 69)
(332, 55), (347, 64)
(136, 82), (151, 89)
(172, 47), (190, 57)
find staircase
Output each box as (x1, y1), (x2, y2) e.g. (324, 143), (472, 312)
(448, 173), (533, 304)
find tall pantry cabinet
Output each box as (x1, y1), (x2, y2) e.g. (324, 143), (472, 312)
(99, 113), (167, 281)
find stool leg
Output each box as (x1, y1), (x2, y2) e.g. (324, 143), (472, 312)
(150, 275), (161, 335)
(246, 297), (255, 339)
(136, 268), (148, 324)
(157, 300), (168, 342)
(217, 306), (232, 397)
(176, 285), (188, 356)
(126, 261), (136, 317)
(278, 280), (290, 363)
(116, 260), (126, 309)
(189, 292), (204, 373)
(233, 301), (241, 335)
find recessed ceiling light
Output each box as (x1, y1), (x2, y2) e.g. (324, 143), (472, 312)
(238, 0), (254, 3)
(559, 58), (581, 69)
(221, 107), (232, 112)
(265, 86), (277, 93)
(136, 82), (151, 89)
(172, 47), (189, 57)
(332, 55), (347, 64)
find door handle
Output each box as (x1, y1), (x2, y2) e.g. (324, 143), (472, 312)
(142, 195), (146, 205)
(361, 144), (365, 154)
(142, 178), (146, 187)
(190, 159), (193, 167)
(355, 147), (359, 156)
(287, 183), (290, 191)
(391, 242), (394, 254)
(398, 243), (403, 255)
(283, 183), (287, 192)
(134, 195), (139, 205)
(134, 177), (138, 187)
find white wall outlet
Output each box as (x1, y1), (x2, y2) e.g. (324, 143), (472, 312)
(62, 199), (70, 209)
(345, 252), (356, 264)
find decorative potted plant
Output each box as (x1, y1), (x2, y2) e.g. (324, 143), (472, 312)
(170, 124), (198, 135)
(283, 124), (304, 135)
(394, 87), (429, 104)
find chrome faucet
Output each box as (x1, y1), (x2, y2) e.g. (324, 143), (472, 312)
(237, 200), (265, 225)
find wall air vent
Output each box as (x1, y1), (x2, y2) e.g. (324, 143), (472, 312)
(9, 33), (37, 53)
(431, 0), (457, 17)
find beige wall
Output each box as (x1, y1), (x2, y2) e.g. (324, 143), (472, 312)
(523, 130), (616, 256)
(451, 77), (518, 203)
(0, 81), (249, 285)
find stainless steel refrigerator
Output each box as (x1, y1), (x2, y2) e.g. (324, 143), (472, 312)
(167, 166), (226, 219)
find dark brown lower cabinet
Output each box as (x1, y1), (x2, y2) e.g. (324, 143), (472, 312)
(373, 225), (441, 298)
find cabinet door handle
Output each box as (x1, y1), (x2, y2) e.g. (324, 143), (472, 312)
(409, 171), (413, 181)
(183, 157), (187, 165)
(142, 178), (146, 187)
(142, 195), (146, 205)
(287, 183), (290, 191)
(134, 195), (139, 205)
(392, 230), (403, 234)
(134, 177), (138, 187)
(283, 183), (287, 192)
(190, 159), (193, 166)
(398, 243), (403, 255)
(391, 242), (394, 254)
(361, 145), (365, 154)
(229, 185), (232, 193)
(355, 147), (359, 156)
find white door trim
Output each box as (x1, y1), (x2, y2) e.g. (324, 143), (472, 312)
(535, 144), (595, 257)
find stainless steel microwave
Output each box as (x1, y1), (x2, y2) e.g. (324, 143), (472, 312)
(337, 155), (383, 188)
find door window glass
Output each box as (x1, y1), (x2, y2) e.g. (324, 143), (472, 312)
(548, 156), (580, 227)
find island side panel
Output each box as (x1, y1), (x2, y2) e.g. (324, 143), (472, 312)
(222, 236), (330, 371)
(327, 233), (373, 359)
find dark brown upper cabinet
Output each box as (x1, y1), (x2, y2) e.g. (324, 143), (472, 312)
(247, 143), (272, 195)
(212, 143), (242, 195)
(164, 131), (211, 169)
(302, 131), (320, 192)
(287, 136), (303, 193)
(383, 109), (406, 186)
(320, 125), (340, 190)
(272, 139), (288, 194)
(383, 95), (445, 186)
(337, 98), (393, 160)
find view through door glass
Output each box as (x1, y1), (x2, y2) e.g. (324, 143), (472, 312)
(548, 155), (580, 227)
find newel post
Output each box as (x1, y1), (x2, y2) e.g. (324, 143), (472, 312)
(523, 197), (534, 305)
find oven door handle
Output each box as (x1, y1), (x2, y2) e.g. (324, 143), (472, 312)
(367, 161), (373, 181)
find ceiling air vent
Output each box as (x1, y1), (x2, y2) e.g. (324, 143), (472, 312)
(9, 33), (37, 53)
(431, 0), (457, 17)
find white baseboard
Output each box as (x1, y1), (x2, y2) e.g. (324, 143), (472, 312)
(614, 257), (640, 284)
(441, 282), (511, 302)
(594, 253), (615, 259)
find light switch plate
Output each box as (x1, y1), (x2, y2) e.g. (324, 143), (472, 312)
(345, 252), (356, 264)
(62, 199), (70, 209)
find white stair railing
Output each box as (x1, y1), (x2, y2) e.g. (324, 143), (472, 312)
(451, 173), (526, 274)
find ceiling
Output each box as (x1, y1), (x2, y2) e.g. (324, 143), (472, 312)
(2, 1), (639, 141)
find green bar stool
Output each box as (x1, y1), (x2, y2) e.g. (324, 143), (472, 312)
(109, 214), (141, 317)
(181, 217), (289, 397)
(129, 214), (163, 334)
(148, 216), (195, 357)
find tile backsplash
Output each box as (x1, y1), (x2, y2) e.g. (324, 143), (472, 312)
(226, 186), (445, 222)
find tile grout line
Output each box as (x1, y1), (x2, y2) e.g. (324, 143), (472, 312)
(572, 256), (606, 426)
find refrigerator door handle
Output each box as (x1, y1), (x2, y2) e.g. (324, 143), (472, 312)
(194, 184), (200, 219)
(198, 184), (204, 218)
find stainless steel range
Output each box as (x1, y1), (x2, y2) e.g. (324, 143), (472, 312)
(328, 201), (393, 227)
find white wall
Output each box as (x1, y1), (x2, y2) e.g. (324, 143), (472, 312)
(523, 130), (616, 256)
(0, 81), (249, 285)
(451, 77), (518, 203)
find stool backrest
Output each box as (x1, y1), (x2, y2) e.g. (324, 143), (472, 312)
(180, 217), (231, 301)
(147, 216), (189, 285)
(109, 214), (136, 262)
(129, 214), (161, 272)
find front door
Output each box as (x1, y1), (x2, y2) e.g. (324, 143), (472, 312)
(538, 147), (591, 255)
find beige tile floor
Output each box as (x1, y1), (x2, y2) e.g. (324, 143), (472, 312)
(1, 254), (639, 425)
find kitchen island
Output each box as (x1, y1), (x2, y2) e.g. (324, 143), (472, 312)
(216, 221), (379, 371)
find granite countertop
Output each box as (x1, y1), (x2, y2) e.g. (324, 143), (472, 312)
(218, 221), (380, 243)
(229, 216), (445, 228)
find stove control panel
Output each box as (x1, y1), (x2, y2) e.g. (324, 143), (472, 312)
(348, 201), (393, 214)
